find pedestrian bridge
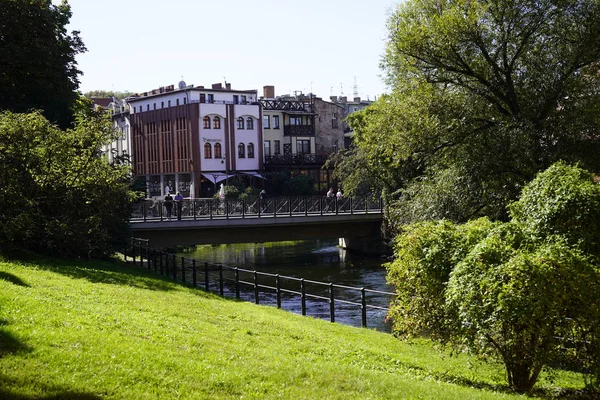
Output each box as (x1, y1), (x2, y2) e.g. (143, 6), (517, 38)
(129, 196), (385, 251)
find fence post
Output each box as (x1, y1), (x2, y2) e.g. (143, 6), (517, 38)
(181, 257), (186, 283)
(273, 198), (277, 218)
(219, 265), (224, 296)
(304, 197), (308, 216)
(350, 197), (354, 215)
(365, 197), (368, 214)
(159, 252), (164, 275)
(242, 199), (245, 218)
(193, 200), (197, 221)
(320, 197), (324, 215)
(132, 242), (137, 266)
(254, 271), (259, 304)
(209, 199), (213, 219)
(172, 254), (177, 280)
(289, 197), (292, 217)
(329, 283), (335, 323)
(165, 251), (169, 276)
(235, 268), (240, 299)
(335, 197), (339, 215)
(147, 246), (151, 269)
(301, 279), (306, 316)
(152, 249), (157, 272)
(276, 274), (281, 309)
(192, 259), (197, 287)
(143, 202), (147, 222)
(361, 288), (367, 328)
(258, 199), (262, 218)
(204, 262), (209, 291)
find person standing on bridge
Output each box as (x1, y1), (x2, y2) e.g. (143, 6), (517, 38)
(174, 191), (184, 220)
(326, 188), (335, 212)
(164, 192), (174, 221)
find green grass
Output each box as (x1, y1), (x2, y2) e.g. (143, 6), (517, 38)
(0, 255), (588, 399)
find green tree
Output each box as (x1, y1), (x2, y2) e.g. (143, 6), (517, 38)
(341, 0), (600, 230)
(386, 163), (600, 393)
(0, 101), (136, 258)
(84, 90), (135, 100)
(0, 0), (86, 129)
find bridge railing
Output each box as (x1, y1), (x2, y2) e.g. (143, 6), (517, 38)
(130, 196), (383, 222)
(126, 238), (396, 330)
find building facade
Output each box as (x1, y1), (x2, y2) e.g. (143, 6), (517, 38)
(128, 82), (262, 198)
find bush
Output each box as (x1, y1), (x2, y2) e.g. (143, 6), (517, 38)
(387, 162), (600, 393)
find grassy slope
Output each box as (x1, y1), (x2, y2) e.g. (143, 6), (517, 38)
(0, 257), (584, 399)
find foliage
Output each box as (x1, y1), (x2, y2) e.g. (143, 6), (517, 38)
(0, 0), (86, 129)
(223, 185), (240, 200)
(387, 163), (600, 393)
(509, 162), (600, 258)
(240, 186), (260, 201)
(282, 173), (316, 196)
(0, 103), (136, 258)
(326, 147), (381, 198)
(83, 90), (134, 100)
(338, 0), (600, 231)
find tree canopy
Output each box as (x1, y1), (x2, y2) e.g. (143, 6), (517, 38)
(0, 0), (86, 129)
(341, 0), (600, 230)
(0, 102), (136, 258)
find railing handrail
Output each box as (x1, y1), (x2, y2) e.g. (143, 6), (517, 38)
(126, 239), (396, 329)
(130, 195), (383, 223)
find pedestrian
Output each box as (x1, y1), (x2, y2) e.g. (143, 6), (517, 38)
(164, 182), (171, 195)
(259, 189), (266, 200)
(326, 188), (334, 198)
(164, 192), (173, 221)
(336, 189), (343, 199)
(174, 191), (184, 220)
(326, 188), (335, 212)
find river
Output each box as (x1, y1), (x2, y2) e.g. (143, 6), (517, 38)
(177, 239), (395, 331)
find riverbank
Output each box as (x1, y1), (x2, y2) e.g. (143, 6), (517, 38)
(0, 255), (587, 399)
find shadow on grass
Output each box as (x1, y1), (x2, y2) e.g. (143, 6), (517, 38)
(0, 373), (102, 400)
(0, 328), (32, 358)
(15, 254), (187, 293)
(0, 271), (30, 287)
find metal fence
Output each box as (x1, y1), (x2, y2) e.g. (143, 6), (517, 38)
(126, 238), (396, 330)
(130, 196), (383, 222)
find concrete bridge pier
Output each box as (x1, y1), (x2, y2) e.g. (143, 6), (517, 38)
(339, 236), (391, 256)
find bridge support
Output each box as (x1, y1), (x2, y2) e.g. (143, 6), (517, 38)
(339, 236), (391, 256)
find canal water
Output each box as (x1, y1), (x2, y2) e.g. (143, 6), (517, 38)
(177, 239), (395, 331)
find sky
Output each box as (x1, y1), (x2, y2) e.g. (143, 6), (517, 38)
(58, 0), (396, 100)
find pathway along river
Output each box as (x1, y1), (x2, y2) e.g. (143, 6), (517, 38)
(177, 239), (394, 331)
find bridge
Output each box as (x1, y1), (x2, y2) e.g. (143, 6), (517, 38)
(130, 196), (386, 253)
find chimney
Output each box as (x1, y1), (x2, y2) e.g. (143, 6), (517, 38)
(212, 83), (222, 90)
(354, 97), (360, 103)
(225, 83), (231, 90)
(330, 96), (337, 103)
(341, 96), (347, 103)
(263, 85), (275, 99)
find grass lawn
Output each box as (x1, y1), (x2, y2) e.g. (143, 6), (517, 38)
(0, 255), (588, 399)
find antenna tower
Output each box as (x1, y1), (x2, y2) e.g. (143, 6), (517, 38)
(353, 77), (358, 97)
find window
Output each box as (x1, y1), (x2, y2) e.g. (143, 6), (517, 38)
(168, 100), (171, 107)
(238, 143), (246, 158)
(233, 95), (239, 104)
(207, 94), (214, 103)
(183, 97), (187, 104)
(332, 117), (338, 129)
(246, 117), (253, 130)
(263, 115), (270, 129)
(264, 140), (271, 157)
(297, 140), (310, 154)
(241, 95), (247, 104)
(204, 143), (212, 158)
(146, 104), (150, 111)
(161, 101), (164, 108)
(176, 99), (180, 106)
(214, 142), (222, 159)
(273, 115), (280, 129)
(153, 103), (156, 110)
(237, 117), (244, 129)
(274, 140), (280, 155)
(247, 143), (255, 158)
(213, 116), (221, 129)
(203, 116), (211, 129)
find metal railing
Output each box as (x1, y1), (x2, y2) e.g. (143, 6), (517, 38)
(126, 238), (396, 329)
(264, 153), (328, 165)
(130, 196), (383, 222)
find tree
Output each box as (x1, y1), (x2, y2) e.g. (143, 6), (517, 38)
(84, 90), (135, 100)
(0, 0), (86, 129)
(386, 163), (600, 393)
(340, 0), (600, 230)
(0, 100), (136, 258)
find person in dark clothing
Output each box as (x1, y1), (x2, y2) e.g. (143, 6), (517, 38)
(174, 192), (184, 220)
(164, 193), (174, 220)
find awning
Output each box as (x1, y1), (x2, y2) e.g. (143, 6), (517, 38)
(201, 172), (235, 185)
(239, 171), (267, 180)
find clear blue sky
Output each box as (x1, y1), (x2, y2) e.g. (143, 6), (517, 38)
(59, 0), (396, 100)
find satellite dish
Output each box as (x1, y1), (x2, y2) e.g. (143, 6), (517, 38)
(178, 80), (186, 89)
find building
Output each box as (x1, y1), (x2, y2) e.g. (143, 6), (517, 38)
(329, 96), (373, 148)
(128, 82), (262, 198)
(260, 86), (346, 193)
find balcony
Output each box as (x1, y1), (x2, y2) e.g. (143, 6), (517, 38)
(264, 153), (328, 166)
(283, 124), (315, 136)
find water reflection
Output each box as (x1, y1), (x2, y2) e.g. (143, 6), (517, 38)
(178, 240), (394, 331)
